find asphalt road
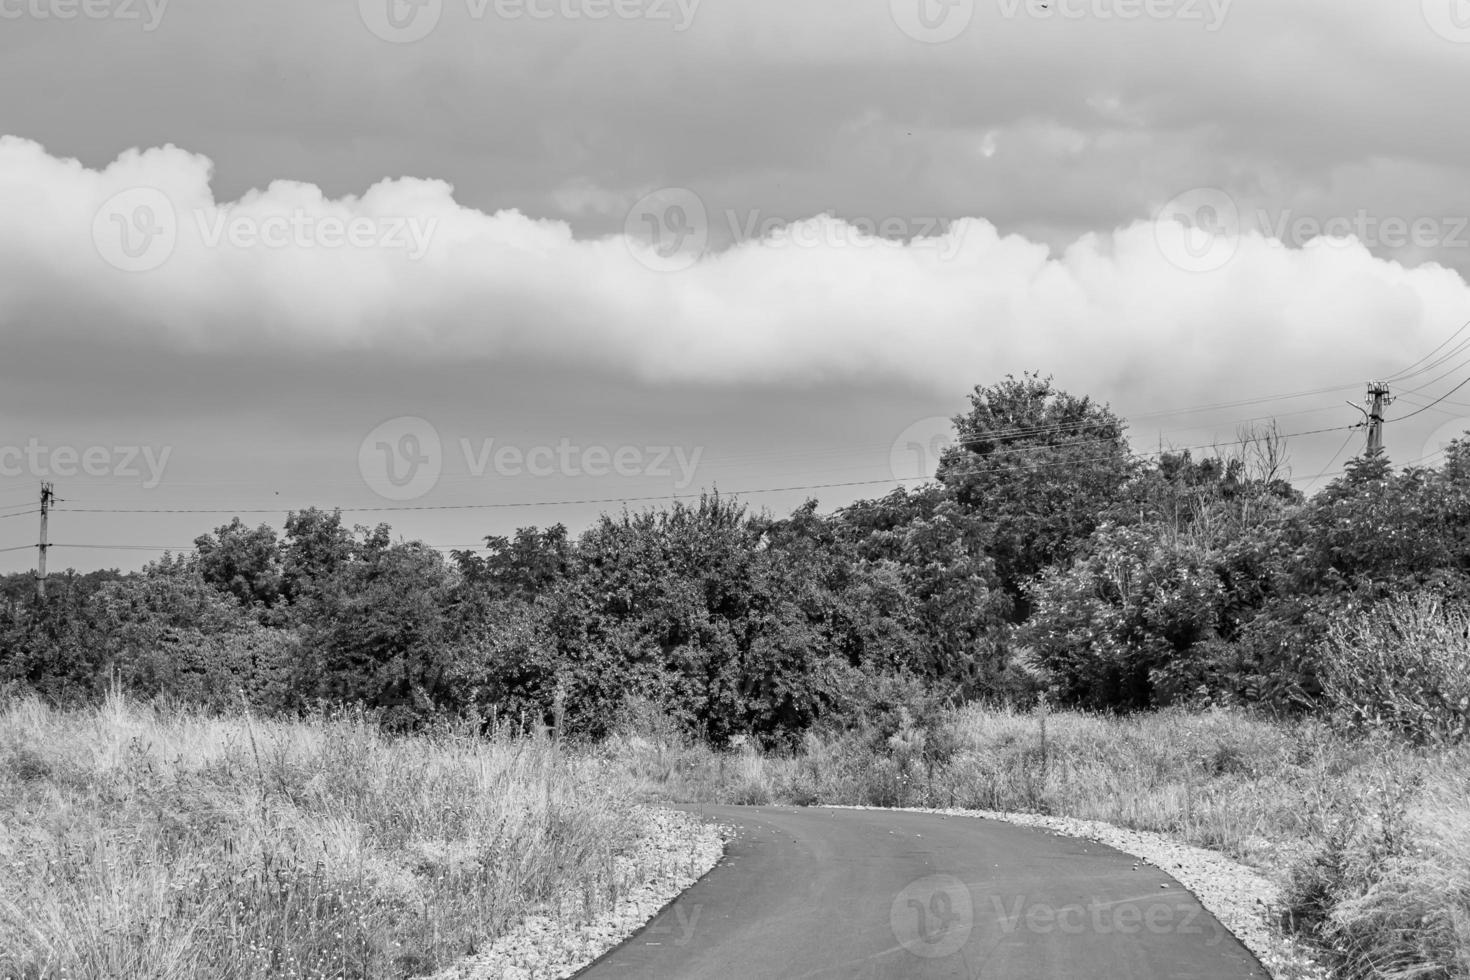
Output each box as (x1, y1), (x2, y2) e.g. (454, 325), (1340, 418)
(576, 805), (1267, 980)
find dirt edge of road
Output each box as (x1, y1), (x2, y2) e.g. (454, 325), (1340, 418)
(426, 806), (728, 980)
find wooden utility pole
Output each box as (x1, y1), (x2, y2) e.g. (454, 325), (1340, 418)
(36, 482), (52, 600)
(1366, 382), (1393, 456)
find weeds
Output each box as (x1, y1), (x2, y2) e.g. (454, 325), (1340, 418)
(1319, 594), (1470, 746)
(0, 693), (646, 980)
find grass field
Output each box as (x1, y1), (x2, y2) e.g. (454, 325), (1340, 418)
(4, 691), (1465, 979)
(0, 694), (649, 980)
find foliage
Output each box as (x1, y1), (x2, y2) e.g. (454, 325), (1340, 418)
(939, 373), (1135, 614)
(11, 378), (1470, 746)
(1317, 593), (1470, 744)
(1019, 522), (1230, 708)
(194, 517), (284, 609)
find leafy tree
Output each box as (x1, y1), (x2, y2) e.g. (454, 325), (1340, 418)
(194, 518), (284, 608)
(1019, 522), (1229, 708)
(280, 508), (384, 604)
(452, 525), (571, 602)
(837, 486), (1013, 693)
(939, 373), (1135, 616)
(0, 571), (111, 705)
(302, 539), (461, 728)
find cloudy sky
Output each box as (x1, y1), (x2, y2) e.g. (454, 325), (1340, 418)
(4, 0), (1470, 572)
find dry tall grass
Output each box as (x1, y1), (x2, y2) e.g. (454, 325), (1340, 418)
(0, 693), (645, 980)
(1319, 593), (1470, 744)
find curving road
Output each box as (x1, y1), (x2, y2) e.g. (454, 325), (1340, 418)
(576, 805), (1267, 979)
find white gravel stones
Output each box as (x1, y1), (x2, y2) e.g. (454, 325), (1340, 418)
(426, 806), (726, 980)
(425, 802), (1330, 980)
(835, 804), (1330, 980)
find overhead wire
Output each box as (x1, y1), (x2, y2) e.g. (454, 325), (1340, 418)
(1391, 375), (1470, 423)
(43, 423), (1359, 517)
(14, 322), (1470, 561)
(1301, 427), (1364, 494)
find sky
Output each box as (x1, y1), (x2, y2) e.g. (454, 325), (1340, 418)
(4, 0), (1470, 573)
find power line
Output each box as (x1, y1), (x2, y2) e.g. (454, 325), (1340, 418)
(29, 543), (497, 555)
(1391, 375), (1470, 423)
(1398, 351), (1470, 397)
(1386, 319), (1470, 383)
(43, 424), (1359, 517)
(1302, 427), (1363, 494)
(5, 381), (1375, 502)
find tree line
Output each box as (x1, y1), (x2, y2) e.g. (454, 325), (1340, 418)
(5, 374), (1468, 744)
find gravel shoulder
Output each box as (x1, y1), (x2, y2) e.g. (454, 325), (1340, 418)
(425, 801), (1330, 980)
(831, 804), (1331, 980)
(425, 806), (726, 980)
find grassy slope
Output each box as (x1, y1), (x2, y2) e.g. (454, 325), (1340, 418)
(0, 696), (648, 980)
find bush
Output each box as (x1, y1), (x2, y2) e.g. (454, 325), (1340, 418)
(1318, 593), (1470, 744)
(1281, 762), (1470, 980)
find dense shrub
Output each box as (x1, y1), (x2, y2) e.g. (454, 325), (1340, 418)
(1318, 593), (1470, 744)
(9, 379), (1470, 745)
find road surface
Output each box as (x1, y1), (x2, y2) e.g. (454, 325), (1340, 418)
(576, 805), (1266, 979)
